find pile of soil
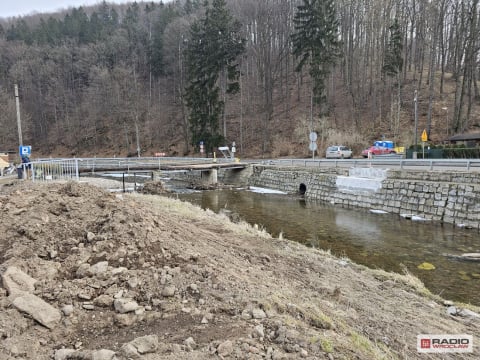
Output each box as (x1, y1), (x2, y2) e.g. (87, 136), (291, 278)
(140, 181), (169, 195)
(0, 181), (479, 359)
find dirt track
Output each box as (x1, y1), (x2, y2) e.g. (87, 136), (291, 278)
(0, 179), (479, 359)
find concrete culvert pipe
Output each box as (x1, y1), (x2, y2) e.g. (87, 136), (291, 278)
(299, 183), (306, 195)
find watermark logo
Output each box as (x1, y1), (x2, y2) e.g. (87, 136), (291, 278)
(417, 335), (473, 353)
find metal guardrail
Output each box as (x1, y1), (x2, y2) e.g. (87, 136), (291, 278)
(261, 158), (480, 171)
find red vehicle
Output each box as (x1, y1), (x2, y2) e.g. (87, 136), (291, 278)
(361, 146), (396, 158)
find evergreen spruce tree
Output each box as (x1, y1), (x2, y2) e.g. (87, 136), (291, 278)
(184, 0), (245, 153)
(291, 0), (341, 115)
(6, 19), (33, 44)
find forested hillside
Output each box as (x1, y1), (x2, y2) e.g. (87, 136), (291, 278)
(0, 0), (479, 158)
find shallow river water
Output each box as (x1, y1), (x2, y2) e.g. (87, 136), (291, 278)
(172, 186), (480, 306)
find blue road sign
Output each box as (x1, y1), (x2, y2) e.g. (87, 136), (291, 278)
(19, 145), (31, 156)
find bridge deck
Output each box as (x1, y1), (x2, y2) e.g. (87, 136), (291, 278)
(78, 162), (248, 173)
(164, 162), (247, 171)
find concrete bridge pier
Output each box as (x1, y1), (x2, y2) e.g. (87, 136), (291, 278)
(201, 168), (218, 186)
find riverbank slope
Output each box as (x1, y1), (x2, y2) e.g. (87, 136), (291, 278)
(0, 181), (479, 359)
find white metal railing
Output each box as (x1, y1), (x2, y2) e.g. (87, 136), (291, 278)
(26, 158), (80, 182)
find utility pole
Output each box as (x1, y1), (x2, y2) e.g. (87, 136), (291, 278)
(14, 84), (23, 147)
(135, 118), (141, 158)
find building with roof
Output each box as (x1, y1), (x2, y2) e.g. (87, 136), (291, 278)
(447, 133), (480, 147)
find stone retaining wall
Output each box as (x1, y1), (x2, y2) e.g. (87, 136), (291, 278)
(248, 165), (480, 230)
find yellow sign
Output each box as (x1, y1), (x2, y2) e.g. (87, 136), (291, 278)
(421, 129), (428, 142)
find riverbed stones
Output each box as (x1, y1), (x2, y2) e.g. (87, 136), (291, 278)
(217, 340), (234, 357)
(114, 313), (140, 327)
(121, 335), (159, 357)
(86, 231), (96, 242)
(54, 349), (116, 360)
(253, 324), (264, 340)
(252, 308), (267, 319)
(12, 292), (61, 329)
(61, 304), (74, 316)
(2, 266), (61, 329)
(161, 285), (176, 297)
(94, 294), (114, 307)
(183, 337), (196, 351)
(2, 266), (37, 297)
(114, 298), (139, 313)
(89, 261), (109, 276)
(76, 263), (91, 278)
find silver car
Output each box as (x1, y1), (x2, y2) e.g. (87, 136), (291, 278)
(326, 145), (352, 159)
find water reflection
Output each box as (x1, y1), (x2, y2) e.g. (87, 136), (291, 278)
(172, 188), (480, 305)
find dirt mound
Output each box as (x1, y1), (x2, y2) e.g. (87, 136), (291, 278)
(0, 181), (479, 359)
(140, 181), (168, 195)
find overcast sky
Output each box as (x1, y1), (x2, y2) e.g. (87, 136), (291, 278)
(0, 1), (140, 19)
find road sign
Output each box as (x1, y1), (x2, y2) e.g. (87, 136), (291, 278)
(309, 131), (318, 142)
(421, 129), (428, 142)
(309, 142), (318, 151)
(19, 145), (31, 156)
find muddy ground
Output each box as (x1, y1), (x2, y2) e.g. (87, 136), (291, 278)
(0, 179), (479, 359)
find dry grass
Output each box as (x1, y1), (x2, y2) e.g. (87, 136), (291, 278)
(271, 135), (298, 157)
(131, 193), (272, 239)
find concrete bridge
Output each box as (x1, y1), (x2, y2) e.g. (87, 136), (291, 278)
(25, 157), (249, 185)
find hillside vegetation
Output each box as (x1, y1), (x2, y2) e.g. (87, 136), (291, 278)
(0, 0), (479, 159)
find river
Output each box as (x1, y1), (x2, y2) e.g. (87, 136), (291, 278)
(170, 186), (480, 306)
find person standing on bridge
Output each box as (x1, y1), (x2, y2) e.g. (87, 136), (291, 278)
(21, 154), (31, 179)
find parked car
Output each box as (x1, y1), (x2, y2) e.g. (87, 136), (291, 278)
(361, 145), (396, 158)
(326, 145), (353, 159)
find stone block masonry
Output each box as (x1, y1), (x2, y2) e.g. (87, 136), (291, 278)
(248, 165), (480, 230)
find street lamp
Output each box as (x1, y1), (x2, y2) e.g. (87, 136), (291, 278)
(14, 84), (23, 147)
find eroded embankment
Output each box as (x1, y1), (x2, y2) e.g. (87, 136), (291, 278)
(0, 180), (479, 359)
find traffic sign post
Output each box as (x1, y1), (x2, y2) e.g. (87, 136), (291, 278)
(19, 145), (31, 157)
(309, 132), (318, 160)
(421, 129), (427, 159)
(231, 141), (236, 160)
(421, 129), (428, 142)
